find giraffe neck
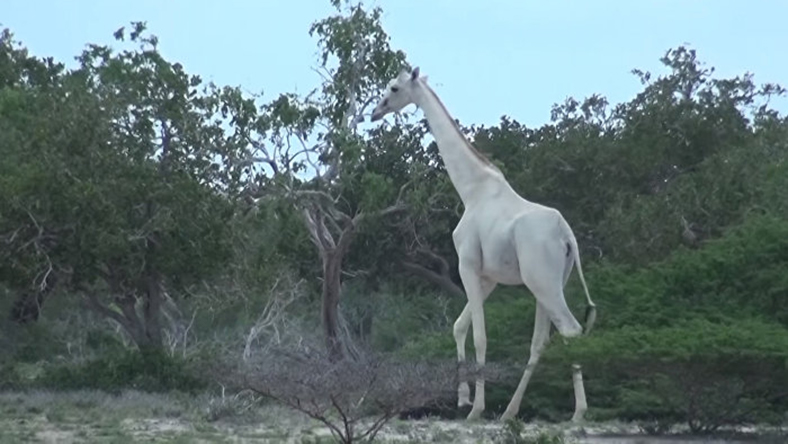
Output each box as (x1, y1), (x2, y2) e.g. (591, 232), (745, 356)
(412, 81), (505, 204)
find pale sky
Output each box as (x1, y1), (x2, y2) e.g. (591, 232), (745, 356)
(3, 0), (788, 129)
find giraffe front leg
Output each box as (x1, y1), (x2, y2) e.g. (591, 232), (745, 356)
(453, 304), (473, 407)
(467, 299), (486, 421)
(458, 266), (494, 421)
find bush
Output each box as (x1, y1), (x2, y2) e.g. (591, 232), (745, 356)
(546, 319), (788, 431)
(589, 213), (788, 330)
(236, 343), (457, 444)
(38, 349), (206, 394)
(399, 215), (788, 426)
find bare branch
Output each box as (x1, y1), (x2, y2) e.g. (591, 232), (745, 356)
(415, 247), (451, 275)
(303, 202), (348, 255)
(401, 260), (465, 299)
(82, 292), (135, 337)
(395, 178), (416, 204)
(291, 189), (337, 205)
(356, 95), (379, 122)
(1, 226), (23, 244)
(235, 343), (457, 444)
(243, 276), (306, 361)
(324, 212), (346, 238)
(290, 132), (324, 175)
(334, 203), (407, 256)
(552, 154), (576, 172)
(311, 66), (333, 84)
(302, 208), (330, 252)
(351, 203), (408, 226)
(344, 33), (368, 132)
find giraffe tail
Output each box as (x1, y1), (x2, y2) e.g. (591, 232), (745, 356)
(568, 234), (596, 335)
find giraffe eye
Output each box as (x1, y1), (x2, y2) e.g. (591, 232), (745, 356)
(391, 86), (399, 93)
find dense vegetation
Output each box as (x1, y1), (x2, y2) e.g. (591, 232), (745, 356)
(1, 1), (786, 435)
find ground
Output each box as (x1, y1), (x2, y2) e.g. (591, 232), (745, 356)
(0, 390), (783, 443)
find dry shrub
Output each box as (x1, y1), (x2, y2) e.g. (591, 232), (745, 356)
(229, 340), (457, 443)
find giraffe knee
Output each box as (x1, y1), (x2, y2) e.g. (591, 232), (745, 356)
(453, 316), (469, 342)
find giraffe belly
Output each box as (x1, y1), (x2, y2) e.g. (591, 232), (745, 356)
(480, 241), (522, 285)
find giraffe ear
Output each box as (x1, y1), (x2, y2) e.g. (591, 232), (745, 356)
(411, 67), (420, 81)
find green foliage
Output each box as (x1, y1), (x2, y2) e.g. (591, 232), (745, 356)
(0, 23), (256, 350)
(555, 325), (787, 431)
(397, 289), (536, 361)
(471, 46), (787, 265)
(309, 1), (407, 128)
(343, 281), (462, 352)
(38, 349), (205, 394)
(550, 319), (788, 364)
(404, 214), (788, 425)
(587, 213), (788, 330)
(3, 3), (788, 434)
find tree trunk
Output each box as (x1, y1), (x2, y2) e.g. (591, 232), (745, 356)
(322, 249), (344, 362)
(115, 293), (163, 351)
(85, 289), (164, 353)
(118, 293), (164, 353)
(141, 267), (164, 351)
(302, 202), (404, 362)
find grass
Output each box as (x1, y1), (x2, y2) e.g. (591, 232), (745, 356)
(0, 389), (295, 443)
(0, 389), (583, 443)
(1, 389), (783, 443)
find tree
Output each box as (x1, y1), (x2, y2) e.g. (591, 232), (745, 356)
(466, 46), (787, 265)
(0, 24), (256, 351)
(248, 1), (416, 360)
(0, 28), (70, 323)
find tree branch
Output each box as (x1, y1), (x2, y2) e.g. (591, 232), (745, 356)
(302, 207), (335, 253)
(415, 247), (452, 276)
(401, 260), (465, 299)
(82, 292), (137, 337)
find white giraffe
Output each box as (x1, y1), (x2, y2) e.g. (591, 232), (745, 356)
(369, 67), (596, 422)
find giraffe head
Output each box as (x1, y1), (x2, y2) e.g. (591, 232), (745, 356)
(369, 67), (425, 122)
